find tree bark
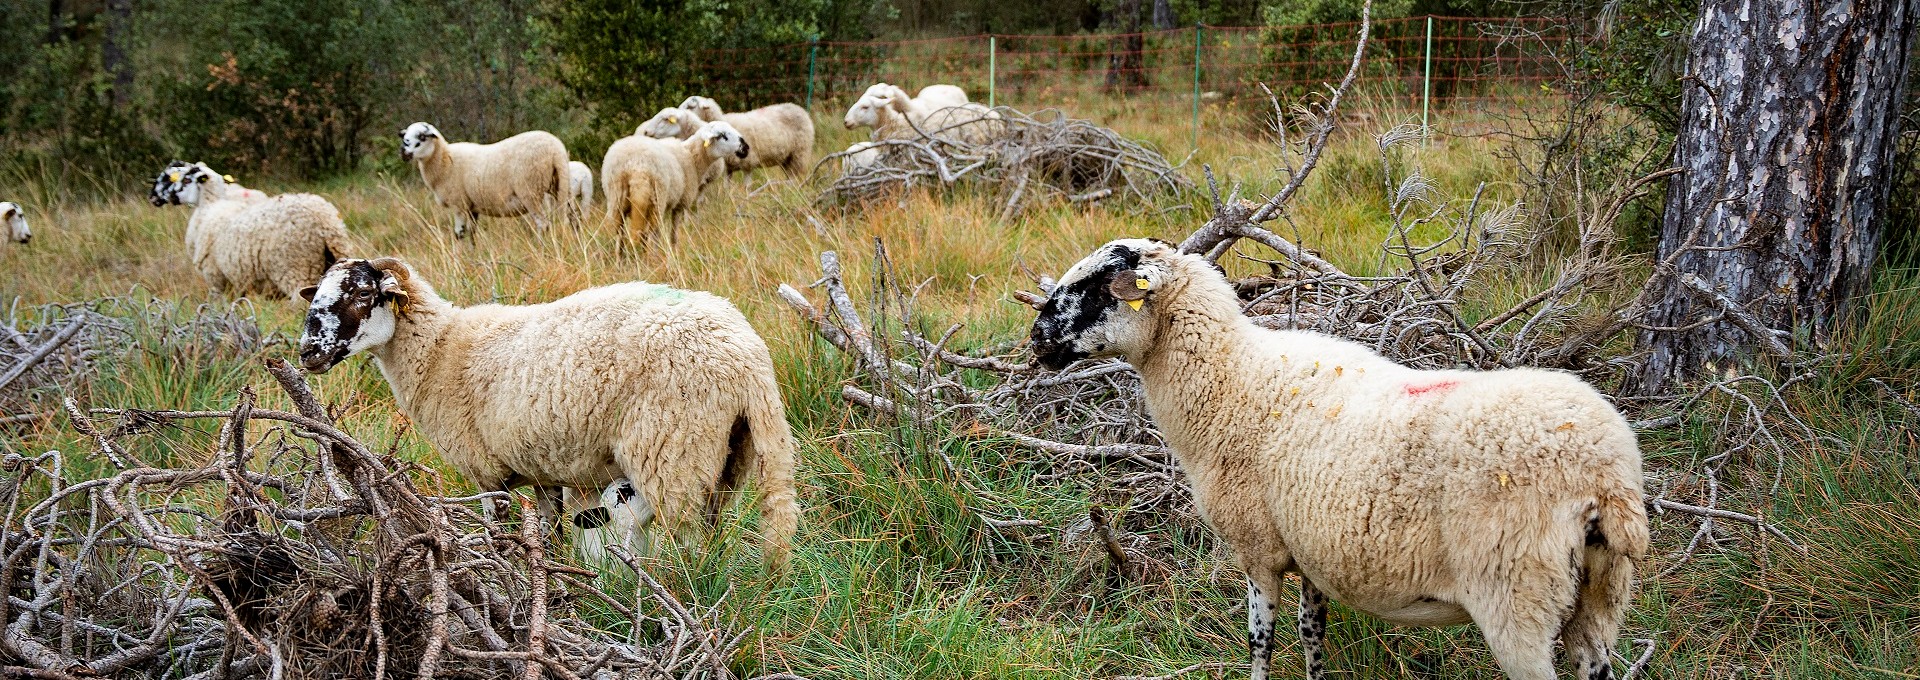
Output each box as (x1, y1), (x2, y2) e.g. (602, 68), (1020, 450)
(1105, 0), (1147, 90)
(1631, 0), (1919, 395)
(102, 0), (133, 108)
(1152, 0), (1175, 30)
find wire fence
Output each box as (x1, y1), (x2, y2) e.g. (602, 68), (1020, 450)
(691, 16), (1571, 131)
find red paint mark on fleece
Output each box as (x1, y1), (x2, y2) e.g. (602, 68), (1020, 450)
(1404, 380), (1459, 397)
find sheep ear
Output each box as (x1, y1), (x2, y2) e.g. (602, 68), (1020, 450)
(299, 285), (318, 302)
(1108, 269), (1151, 310)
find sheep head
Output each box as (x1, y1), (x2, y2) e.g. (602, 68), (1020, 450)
(638, 107), (696, 140)
(148, 161), (227, 207)
(844, 91), (891, 130)
(297, 258), (416, 374)
(694, 121), (750, 161)
(400, 122), (441, 162)
(1029, 238), (1179, 371)
(677, 96), (723, 122)
(2, 202), (28, 245)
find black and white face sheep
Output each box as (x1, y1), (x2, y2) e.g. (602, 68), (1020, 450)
(568, 477), (656, 564)
(149, 161), (352, 302)
(1031, 238), (1650, 680)
(297, 257), (802, 568)
(2, 202), (29, 245)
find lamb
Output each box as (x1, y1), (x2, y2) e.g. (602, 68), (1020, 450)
(148, 161), (353, 302)
(842, 85), (999, 143)
(636, 107), (726, 188)
(399, 122), (574, 238)
(599, 121), (749, 247)
(568, 161), (594, 211)
(567, 477), (652, 564)
(1028, 238), (1649, 680)
(672, 96), (816, 178)
(858, 82), (969, 110)
(295, 257), (801, 566)
(3, 202), (29, 244)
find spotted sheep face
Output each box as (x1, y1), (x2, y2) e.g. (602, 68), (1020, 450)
(637, 107), (691, 139)
(399, 122), (439, 162)
(297, 258), (412, 373)
(2, 202), (28, 244)
(677, 96), (722, 122)
(148, 161), (225, 207)
(571, 478), (654, 532)
(1029, 238), (1177, 371)
(694, 121), (750, 161)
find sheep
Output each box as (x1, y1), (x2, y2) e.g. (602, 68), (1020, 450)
(3, 202), (29, 245)
(857, 82), (969, 110)
(599, 120), (749, 247)
(568, 161), (594, 211)
(295, 257), (801, 566)
(842, 85), (999, 143)
(636, 107), (727, 189)
(673, 96), (816, 178)
(399, 122), (573, 238)
(839, 141), (881, 175)
(567, 477), (653, 564)
(148, 161), (353, 302)
(1028, 238), (1649, 680)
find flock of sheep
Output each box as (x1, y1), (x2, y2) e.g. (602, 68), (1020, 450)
(1, 82), (1650, 680)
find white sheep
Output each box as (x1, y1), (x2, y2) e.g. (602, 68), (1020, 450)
(296, 257), (801, 566)
(636, 107), (727, 188)
(858, 82), (969, 110)
(1028, 239), (1649, 680)
(843, 85), (999, 143)
(599, 121), (748, 247)
(148, 162), (353, 302)
(399, 122), (574, 238)
(568, 161), (594, 211)
(3, 202), (30, 245)
(674, 96), (816, 178)
(839, 141), (881, 175)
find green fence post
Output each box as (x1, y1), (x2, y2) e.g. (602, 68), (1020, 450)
(989, 35), (997, 109)
(806, 37), (820, 112)
(1192, 24), (1203, 153)
(1422, 16), (1434, 137)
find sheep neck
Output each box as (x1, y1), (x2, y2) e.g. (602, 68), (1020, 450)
(1132, 265), (1270, 465)
(366, 286), (457, 414)
(415, 141), (456, 193)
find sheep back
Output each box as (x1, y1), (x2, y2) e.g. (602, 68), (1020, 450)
(430, 130), (571, 218)
(187, 194), (350, 300)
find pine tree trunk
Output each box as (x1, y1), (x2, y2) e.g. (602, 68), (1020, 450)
(1105, 0), (1147, 90)
(1630, 0), (1919, 395)
(102, 0), (133, 108)
(1153, 0), (1175, 30)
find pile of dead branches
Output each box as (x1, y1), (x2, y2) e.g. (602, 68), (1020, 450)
(2, 297), (273, 428)
(819, 107), (1193, 217)
(0, 359), (789, 680)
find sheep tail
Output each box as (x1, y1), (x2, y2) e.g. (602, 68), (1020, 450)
(739, 376), (800, 569)
(1560, 485), (1648, 672)
(1595, 483), (1649, 561)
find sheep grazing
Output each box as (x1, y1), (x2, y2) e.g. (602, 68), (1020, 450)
(2, 202), (29, 244)
(568, 161), (594, 210)
(149, 161), (353, 302)
(673, 96), (816, 178)
(296, 257), (801, 566)
(843, 83), (998, 143)
(1029, 239), (1649, 680)
(399, 122), (574, 238)
(599, 121), (749, 247)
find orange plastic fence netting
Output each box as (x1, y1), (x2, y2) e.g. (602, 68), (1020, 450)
(688, 17), (1571, 114)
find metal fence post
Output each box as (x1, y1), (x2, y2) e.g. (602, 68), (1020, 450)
(806, 37), (820, 112)
(1422, 16), (1434, 136)
(1192, 24), (1203, 152)
(989, 35), (997, 109)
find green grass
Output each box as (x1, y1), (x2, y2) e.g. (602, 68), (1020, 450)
(2, 102), (1916, 678)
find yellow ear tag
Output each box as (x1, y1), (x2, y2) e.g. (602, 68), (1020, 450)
(167, 172), (181, 182)
(1125, 299), (1143, 310)
(668, 115), (678, 124)
(223, 174), (235, 183)
(1135, 277), (1150, 290)
(703, 138), (712, 149)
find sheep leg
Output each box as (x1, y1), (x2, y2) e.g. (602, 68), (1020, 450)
(534, 485), (566, 538)
(1467, 597), (1559, 680)
(1244, 575), (1281, 680)
(453, 212), (475, 239)
(1296, 578), (1329, 680)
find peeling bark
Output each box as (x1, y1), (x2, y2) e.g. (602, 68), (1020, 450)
(1632, 0), (1919, 395)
